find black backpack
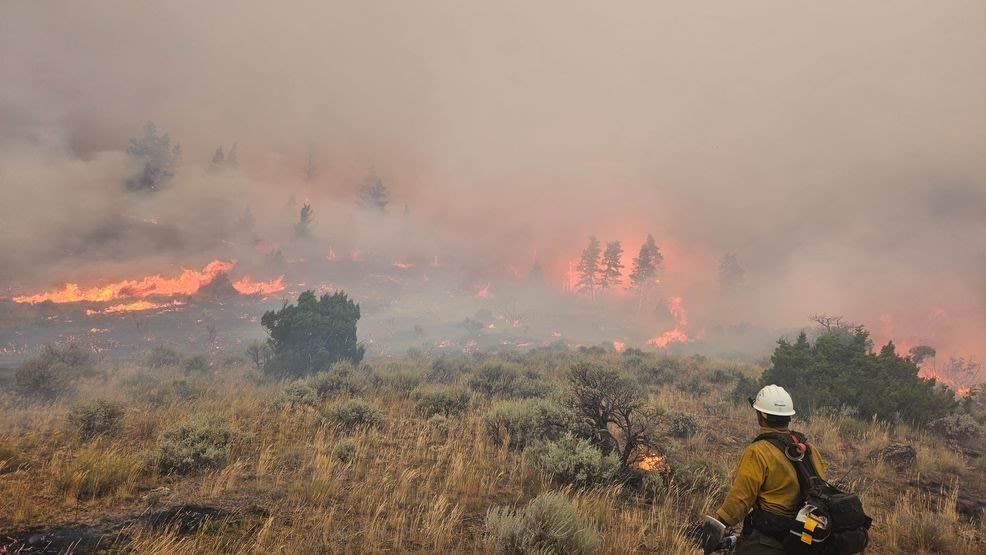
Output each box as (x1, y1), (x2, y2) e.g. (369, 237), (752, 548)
(754, 432), (872, 554)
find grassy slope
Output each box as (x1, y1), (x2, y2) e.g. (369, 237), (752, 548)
(0, 350), (982, 554)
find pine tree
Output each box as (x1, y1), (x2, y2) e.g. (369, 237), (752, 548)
(125, 121), (180, 192)
(209, 146), (225, 173)
(629, 234), (662, 289)
(599, 241), (624, 289)
(576, 236), (602, 297)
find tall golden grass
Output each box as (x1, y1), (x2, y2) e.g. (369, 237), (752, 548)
(0, 353), (981, 554)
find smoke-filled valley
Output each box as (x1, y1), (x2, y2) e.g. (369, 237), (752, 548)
(2, 2), (986, 553)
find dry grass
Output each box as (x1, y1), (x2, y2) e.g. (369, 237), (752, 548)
(0, 354), (982, 554)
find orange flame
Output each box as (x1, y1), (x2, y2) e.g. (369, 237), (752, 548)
(647, 296), (690, 347)
(475, 283), (492, 298)
(635, 452), (670, 472)
(392, 261), (412, 269)
(85, 300), (185, 316)
(232, 275), (286, 296)
(613, 340), (626, 352)
(13, 260), (284, 305)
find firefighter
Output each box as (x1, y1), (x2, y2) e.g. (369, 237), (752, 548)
(699, 385), (826, 554)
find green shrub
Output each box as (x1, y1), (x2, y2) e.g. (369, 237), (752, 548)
(709, 368), (737, 384)
(415, 388), (471, 418)
(158, 414), (239, 474)
(68, 399), (126, 439)
(147, 345), (182, 369)
(469, 363), (551, 399)
(182, 355), (211, 374)
(632, 357), (677, 386)
(306, 361), (366, 398)
(260, 290), (365, 377)
(333, 438), (358, 463)
(930, 413), (981, 442)
(836, 417), (871, 439)
(14, 344), (94, 399)
(675, 375), (709, 395)
(762, 328), (958, 425)
(426, 355), (470, 384)
(526, 434), (620, 486)
(375, 371), (422, 394)
(275, 381), (319, 408)
(485, 491), (601, 554)
(322, 398), (383, 430)
(667, 412), (700, 438)
(485, 398), (581, 449)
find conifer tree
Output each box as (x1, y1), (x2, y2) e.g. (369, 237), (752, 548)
(718, 253), (745, 290)
(209, 146), (225, 173)
(599, 241), (624, 289)
(628, 234), (662, 289)
(576, 236), (602, 297)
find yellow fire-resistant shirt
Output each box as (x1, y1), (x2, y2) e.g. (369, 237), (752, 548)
(714, 427), (826, 527)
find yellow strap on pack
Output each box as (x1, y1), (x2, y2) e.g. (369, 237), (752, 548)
(800, 517), (818, 544)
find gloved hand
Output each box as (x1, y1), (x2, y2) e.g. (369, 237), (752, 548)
(697, 515), (727, 554)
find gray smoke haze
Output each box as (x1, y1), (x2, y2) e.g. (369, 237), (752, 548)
(1, 1), (985, 365)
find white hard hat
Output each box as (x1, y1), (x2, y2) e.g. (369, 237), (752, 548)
(750, 384), (796, 416)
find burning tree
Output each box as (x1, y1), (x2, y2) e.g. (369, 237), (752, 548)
(260, 290), (365, 377)
(567, 362), (662, 467)
(295, 202), (314, 239)
(125, 121), (181, 192)
(598, 241), (624, 289)
(576, 236), (602, 297)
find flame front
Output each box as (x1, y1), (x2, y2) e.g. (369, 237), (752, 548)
(647, 296), (690, 347)
(232, 275), (286, 296)
(13, 260), (284, 307)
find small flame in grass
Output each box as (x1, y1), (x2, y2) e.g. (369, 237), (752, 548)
(635, 452), (670, 472)
(475, 283), (491, 299)
(392, 261), (412, 269)
(613, 340), (626, 352)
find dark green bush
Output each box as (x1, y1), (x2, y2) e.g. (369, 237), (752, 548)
(415, 388), (471, 418)
(68, 399), (126, 439)
(762, 328), (958, 425)
(158, 414), (239, 474)
(261, 290), (365, 377)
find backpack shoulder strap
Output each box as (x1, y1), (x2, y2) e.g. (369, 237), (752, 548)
(753, 432), (820, 501)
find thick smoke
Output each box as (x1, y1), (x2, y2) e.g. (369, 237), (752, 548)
(1, 1), (985, 367)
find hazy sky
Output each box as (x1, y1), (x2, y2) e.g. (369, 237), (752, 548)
(2, 1), (985, 359)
